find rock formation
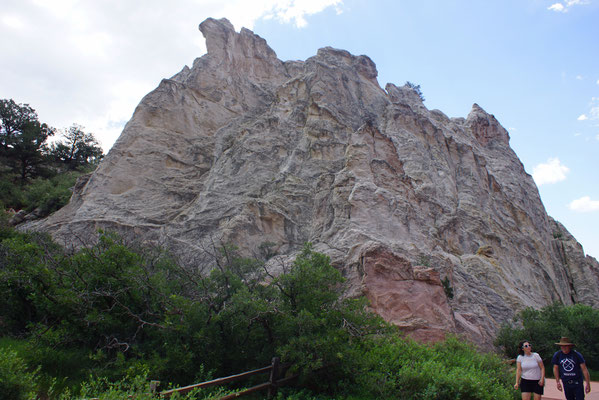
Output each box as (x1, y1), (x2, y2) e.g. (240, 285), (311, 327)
(22, 18), (599, 345)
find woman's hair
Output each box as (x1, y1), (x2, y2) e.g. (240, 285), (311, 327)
(518, 340), (530, 356)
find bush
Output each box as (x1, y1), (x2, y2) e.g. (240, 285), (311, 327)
(350, 335), (515, 400)
(0, 172), (25, 210)
(0, 348), (39, 400)
(24, 170), (89, 216)
(0, 167), (91, 217)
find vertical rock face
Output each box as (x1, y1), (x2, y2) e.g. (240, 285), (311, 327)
(24, 18), (599, 345)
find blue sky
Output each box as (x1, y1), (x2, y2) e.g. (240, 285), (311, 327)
(1, 0), (598, 258)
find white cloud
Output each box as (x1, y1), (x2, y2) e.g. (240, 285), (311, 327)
(261, 0), (343, 28)
(532, 158), (570, 186)
(548, 0), (590, 12)
(565, 0), (589, 5)
(548, 3), (566, 11)
(569, 196), (599, 212)
(597, 79), (599, 85)
(576, 75), (583, 80)
(1, 14), (26, 30)
(577, 98), (599, 124)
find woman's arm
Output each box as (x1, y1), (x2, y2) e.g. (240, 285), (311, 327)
(515, 362), (522, 389)
(538, 359), (545, 386)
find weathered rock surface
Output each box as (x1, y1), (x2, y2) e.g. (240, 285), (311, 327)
(22, 18), (599, 345)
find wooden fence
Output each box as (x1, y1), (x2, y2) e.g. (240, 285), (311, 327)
(159, 357), (298, 399)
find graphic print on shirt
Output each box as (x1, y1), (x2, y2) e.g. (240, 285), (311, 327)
(561, 357), (576, 374)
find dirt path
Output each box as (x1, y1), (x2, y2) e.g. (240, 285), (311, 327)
(541, 380), (598, 399)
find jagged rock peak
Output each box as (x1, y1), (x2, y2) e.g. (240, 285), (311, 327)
(21, 17), (599, 347)
(313, 47), (378, 80)
(199, 17), (279, 63)
(466, 103), (510, 146)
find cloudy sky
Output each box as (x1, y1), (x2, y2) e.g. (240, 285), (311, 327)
(2, 0), (598, 258)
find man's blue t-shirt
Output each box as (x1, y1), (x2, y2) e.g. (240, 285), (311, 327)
(552, 350), (585, 383)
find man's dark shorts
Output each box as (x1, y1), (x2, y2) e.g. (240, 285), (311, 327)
(520, 378), (544, 395)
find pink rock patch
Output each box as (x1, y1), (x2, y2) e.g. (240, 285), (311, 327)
(361, 246), (455, 342)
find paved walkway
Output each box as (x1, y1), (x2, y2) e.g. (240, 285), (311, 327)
(542, 380), (599, 400)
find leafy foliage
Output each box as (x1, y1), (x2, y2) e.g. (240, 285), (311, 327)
(495, 302), (599, 371)
(441, 276), (454, 299)
(0, 98), (56, 183)
(50, 124), (103, 169)
(0, 227), (516, 399)
(0, 171), (24, 210)
(348, 335), (515, 400)
(0, 99), (39, 151)
(1, 168), (91, 217)
(0, 231), (380, 392)
(24, 171), (89, 214)
(0, 348), (39, 400)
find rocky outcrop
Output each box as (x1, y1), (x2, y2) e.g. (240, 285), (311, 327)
(361, 245), (455, 343)
(22, 18), (599, 345)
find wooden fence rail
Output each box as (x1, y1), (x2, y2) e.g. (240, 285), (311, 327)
(159, 357), (297, 399)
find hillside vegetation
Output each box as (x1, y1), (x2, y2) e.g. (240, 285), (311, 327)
(0, 223), (518, 399)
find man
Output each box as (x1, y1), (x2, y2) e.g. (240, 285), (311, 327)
(552, 337), (591, 400)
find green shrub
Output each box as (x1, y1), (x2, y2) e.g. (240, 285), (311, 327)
(0, 173), (25, 210)
(441, 276), (454, 299)
(65, 374), (162, 400)
(0, 348), (39, 400)
(23, 171), (85, 215)
(0, 163), (92, 217)
(274, 388), (337, 400)
(351, 335), (515, 400)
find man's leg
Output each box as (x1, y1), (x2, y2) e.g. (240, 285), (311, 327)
(564, 385), (576, 400)
(563, 384), (585, 400)
(573, 383), (585, 399)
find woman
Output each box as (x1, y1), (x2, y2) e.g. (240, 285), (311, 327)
(514, 340), (545, 400)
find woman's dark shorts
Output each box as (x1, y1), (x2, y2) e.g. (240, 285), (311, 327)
(520, 378), (544, 395)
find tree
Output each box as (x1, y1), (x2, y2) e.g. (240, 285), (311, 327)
(0, 99), (37, 151)
(50, 124), (103, 169)
(11, 121), (55, 182)
(0, 99), (55, 183)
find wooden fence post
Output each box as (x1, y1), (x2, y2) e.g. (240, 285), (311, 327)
(150, 380), (160, 394)
(267, 357), (280, 398)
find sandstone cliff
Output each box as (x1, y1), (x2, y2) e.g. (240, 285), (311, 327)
(23, 18), (599, 345)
